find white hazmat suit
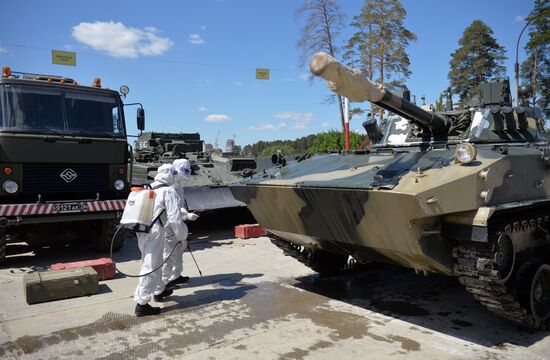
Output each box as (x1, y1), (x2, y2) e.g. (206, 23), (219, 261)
(134, 164), (188, 306)
(173, 158), (199, 224)
(158, 158), (199, 288)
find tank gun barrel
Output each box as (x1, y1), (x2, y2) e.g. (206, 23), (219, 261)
(310, 52), (448, 134)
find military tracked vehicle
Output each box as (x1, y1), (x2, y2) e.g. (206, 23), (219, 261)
(132, 132), (256, 212)
(230, 53), (550, 329)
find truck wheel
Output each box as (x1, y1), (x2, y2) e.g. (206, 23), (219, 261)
(0, 227), (6, 264)
(95, 219), (125, 252)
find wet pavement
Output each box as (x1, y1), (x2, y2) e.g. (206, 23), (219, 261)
(0, 225), (549, 359)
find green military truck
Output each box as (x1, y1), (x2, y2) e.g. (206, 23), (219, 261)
(0, 66), (143, 263)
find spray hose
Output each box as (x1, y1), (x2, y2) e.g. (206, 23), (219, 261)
(109, 225), (190, 278)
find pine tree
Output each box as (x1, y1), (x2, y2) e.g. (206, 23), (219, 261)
(520, 0), (550, 116)
(448, 20), (507, 103)
(434, 93), (445, 112)
(343, 0), (416, 120)
(296, 0), (346, 131)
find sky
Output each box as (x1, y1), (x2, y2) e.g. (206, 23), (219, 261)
(0, 0), (537, 147)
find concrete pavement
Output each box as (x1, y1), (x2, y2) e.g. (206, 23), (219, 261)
(0, 226), (549, 359)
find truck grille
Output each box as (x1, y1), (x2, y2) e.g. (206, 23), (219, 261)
(23, 164), (110, 193)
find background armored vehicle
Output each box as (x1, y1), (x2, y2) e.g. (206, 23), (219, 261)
(0, 66), (142, 263)
(132, 132), (256, 213)
(231, 53), (550, 329)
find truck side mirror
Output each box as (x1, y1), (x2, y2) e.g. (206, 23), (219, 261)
(137, 108), (145, 131)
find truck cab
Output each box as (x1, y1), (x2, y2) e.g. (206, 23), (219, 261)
(0, 66), (138, 262)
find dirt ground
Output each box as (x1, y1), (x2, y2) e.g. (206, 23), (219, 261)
(0, 223), (549, 359)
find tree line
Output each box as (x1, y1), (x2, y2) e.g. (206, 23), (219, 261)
(242, 131), (363, 157)
(245, 0), (548, 156)
(296, 0), (549, 125)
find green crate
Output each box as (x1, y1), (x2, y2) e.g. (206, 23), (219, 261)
(24, 266), (99, 305)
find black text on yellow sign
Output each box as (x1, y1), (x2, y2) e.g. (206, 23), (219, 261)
(52, 50), (76, 66)
(256, 68), (270, 80)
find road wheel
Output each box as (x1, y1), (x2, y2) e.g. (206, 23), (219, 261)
(0, 227), (6, 264)
(495, 233), (515, 283)
(94, 219), (125, 252)
(531, 264), (550, 323)
(528, 264), (550, 324)
(518, 262), (550, 325)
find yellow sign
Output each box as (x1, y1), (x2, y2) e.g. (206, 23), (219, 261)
(256, 68), (270, 80)
(52, 50), (76, 66)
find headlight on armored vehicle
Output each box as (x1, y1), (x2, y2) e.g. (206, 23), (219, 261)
(114, 179), (125, 191)
(3, 180), (18, 194)
(455, 143), (477, 164)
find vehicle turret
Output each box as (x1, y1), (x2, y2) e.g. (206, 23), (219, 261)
(310, 52), (449, 134)
(134, 132), (204, 162)
(310, 52), (546, 143)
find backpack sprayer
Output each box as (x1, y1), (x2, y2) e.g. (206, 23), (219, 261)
(110, 186), (202, 278)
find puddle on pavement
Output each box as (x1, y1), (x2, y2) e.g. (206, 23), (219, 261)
(452, 319), (473, 327)
(294, 271), (378, 301)
(387, 335), (421, 352)
(370, 299), (429, 317)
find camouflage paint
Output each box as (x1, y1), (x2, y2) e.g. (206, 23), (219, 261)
(231, 53), (550, 276)
(233, 143), (550, 275)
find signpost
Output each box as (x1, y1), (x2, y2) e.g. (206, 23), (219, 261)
(256, 68), (270, 80)
(344, 97), (350, 151)
(52, 50), (76, 66)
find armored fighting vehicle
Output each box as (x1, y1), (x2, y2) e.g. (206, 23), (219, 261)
(0, 66), (143, 262)
(132, 132), (256, 213)
(230, 53), (550, 329)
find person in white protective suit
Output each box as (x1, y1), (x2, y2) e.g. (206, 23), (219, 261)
(133, 164), (188, 317)
(161, 158), (200, 289)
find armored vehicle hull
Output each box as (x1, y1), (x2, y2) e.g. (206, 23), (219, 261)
(132, 160), (251, 213)
(133, 163), (245, 212)
(231, 53), (550, 329)
(132, 132), (256, 213)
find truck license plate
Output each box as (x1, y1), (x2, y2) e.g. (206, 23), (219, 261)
(54, 202), (83, 213)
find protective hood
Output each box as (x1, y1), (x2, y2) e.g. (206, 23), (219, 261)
(154, 164), (176, 186)
(173, 158), (191, 185)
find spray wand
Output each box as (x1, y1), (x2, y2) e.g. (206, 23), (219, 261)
(186, 244), (203, 276)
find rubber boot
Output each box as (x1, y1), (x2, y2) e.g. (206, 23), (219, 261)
(167, 276), (190, 289)
(135, 303), (161, 317)
(153, 288), (173, 302)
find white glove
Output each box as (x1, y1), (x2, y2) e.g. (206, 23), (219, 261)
(186, 212), (199, 221)
(179, 239), (188, 249)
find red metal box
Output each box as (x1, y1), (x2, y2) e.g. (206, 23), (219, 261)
(51, 258), (116, 281)
(235, 224), (267, 239)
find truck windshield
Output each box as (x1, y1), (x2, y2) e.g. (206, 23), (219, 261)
(0, 84), (125, 137)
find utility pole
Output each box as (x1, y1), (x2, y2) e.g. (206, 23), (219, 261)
(515, 10), (549, 107)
